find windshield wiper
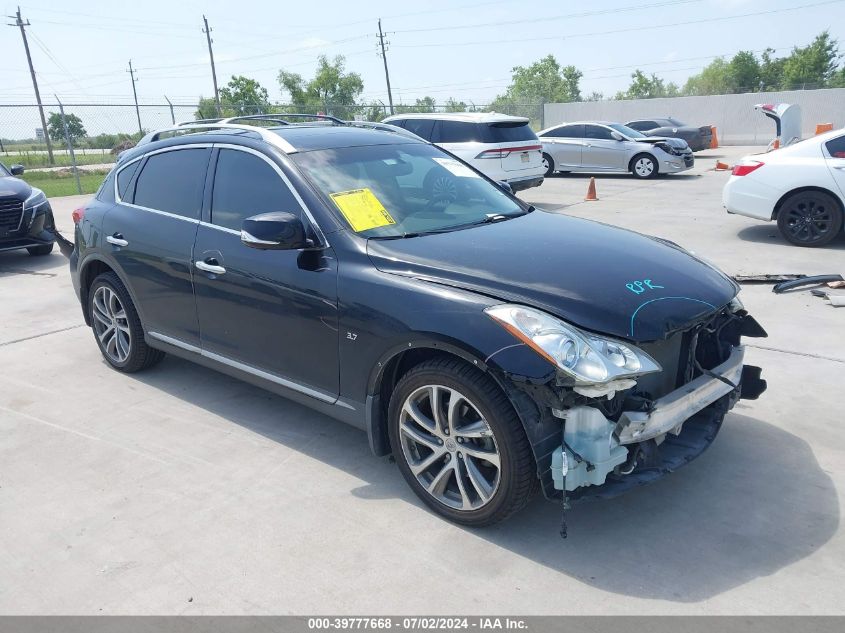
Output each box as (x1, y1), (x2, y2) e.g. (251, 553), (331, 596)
(370, 209), (531, 240)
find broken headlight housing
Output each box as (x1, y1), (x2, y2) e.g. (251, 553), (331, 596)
(485, 304), (661, 384)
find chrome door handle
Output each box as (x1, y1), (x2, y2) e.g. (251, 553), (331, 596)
(107, 233), (128, 247)
(195, 259), (226, 275)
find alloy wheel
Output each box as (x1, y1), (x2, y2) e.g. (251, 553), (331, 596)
(431, 174), (458, 203)
(783, 197), (834, 244)
(92, 286), (132, 364)
(634, 157), (654, 177)
(398, 385), (501, 511)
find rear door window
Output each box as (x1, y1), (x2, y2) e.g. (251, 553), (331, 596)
(628, 121), (656, 131)
(132, 148), (210, 218)
(825, 135), (845, 158)
(584, 125), (615, 140)
(211, 149), (302, 232)
(542, 125), (584, 138)
(403, 119), (435, 141)
(431, 120), (481, 143)
(484, 121), (538, 143)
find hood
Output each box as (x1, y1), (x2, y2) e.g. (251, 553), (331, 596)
(636, 136), (689, 150)
(0, 176), (32, 200)
(366, 210), (737, 342)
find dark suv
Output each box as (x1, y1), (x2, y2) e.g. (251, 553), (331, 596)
(0, 162), (56, 256)
(70, 118), (767, 528)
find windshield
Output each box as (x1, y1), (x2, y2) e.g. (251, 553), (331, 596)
(0, 162), (10, 177)
(293, 143), (528, 238)
(608, 123), (646, 139)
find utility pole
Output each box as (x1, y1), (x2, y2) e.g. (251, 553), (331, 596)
(127, 60), (142, 135)
(377, 19), (394, 115)
(55, 96), (81, 195)
(203, 15), (221, 117)
(8, 7), (54, 164)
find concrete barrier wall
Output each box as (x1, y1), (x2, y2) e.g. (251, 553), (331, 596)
(544, 89), (845, 145)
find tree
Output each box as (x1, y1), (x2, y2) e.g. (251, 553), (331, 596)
(46, 112), (86, 145)
(584, 91), (604, 102)
(219, 75), (271, 115)
(494, 55), (582, 105)
(683, 58), (730, 96)
(444, 97), (467, 112)
(278, 55), (364, 118)
(728, 51), (761, 92)
(781, 31), (841, 89)
(195, 96), (220, 119)
(759, 48), (786, 90)
(616, 70), (678, 100)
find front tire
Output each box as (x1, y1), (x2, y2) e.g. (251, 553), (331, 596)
(630, 153), (658, 179)
(88, 272), (165, 373)
(387, 357), (536, 527)
(776, 191), (843, 247)
(27, 242), (54, 256)
(542, 152), (555, 177)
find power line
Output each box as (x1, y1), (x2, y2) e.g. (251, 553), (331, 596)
(6, 7), (54, 163)
(392, 0), (845, 48)
(393, 0), (702, 34)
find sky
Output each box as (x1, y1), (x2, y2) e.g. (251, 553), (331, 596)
(1, 0), (844, 108)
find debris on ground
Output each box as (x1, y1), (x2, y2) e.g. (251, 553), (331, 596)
(772, 274), (844, 294)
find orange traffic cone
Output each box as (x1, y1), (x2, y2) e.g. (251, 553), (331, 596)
(710, 126), (719, 149)
(584, 177), (598, 201)
(715, 161), (730, 171)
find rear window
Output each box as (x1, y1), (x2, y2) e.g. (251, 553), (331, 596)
(484, 122), (538, 143)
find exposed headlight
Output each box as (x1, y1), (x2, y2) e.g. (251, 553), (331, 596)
(485, 304), (661, 384)
(655, 142), (679, 156)
(24, 188), (47, 209)
(728, 295), (744, 312)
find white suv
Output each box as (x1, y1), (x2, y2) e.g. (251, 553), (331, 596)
(383, 112), (545, 192)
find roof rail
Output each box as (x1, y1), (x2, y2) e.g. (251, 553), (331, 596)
(137, 123), (296, 153)
(345, 120), (424, 141)
(219, 113), (347, 126)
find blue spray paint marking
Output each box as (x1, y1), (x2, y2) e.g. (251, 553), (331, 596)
(626, 279), (665, 295)
(629, 296), (716, 337)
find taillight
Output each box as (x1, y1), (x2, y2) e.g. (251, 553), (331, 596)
(731, 161), (764, 176)
(475, 144), (542, 159)
(72, 207), (85, 224)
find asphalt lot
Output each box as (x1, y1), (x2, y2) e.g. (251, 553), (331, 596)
(1, 145), (844, 615)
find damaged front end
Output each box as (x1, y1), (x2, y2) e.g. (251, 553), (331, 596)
(490, 300), (767, 519)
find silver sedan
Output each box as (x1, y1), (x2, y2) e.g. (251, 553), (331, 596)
(538, 121), (694, 179)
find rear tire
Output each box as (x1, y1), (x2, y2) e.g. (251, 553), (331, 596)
(630, 153), (658, 179)
(88, 272), (165, 373)
(542, 153), (555, 177)
(27, 243), (53, 256)
(387, 357), (536, 527)
(776, 191), (843, 247)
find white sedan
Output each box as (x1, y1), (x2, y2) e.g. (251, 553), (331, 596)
(723, 128), (845, 246)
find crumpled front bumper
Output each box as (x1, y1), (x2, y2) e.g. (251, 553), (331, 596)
(616, 345), (745, 445)
(551, 345), (765, 497)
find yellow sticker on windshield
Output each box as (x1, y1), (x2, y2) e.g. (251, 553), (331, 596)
(330, 188), (396, 232)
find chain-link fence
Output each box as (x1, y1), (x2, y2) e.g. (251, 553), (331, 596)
(0, 101), (544, 195)
(0, 101), (545, 153)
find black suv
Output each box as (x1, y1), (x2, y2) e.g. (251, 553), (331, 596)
(0, 162), (56, 256)
(70, 117), (767, 527)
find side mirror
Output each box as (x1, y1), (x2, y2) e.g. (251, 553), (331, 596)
(10, 164), (24, 176)
(497, 181), (513, 195)
(610, 131), (624, 141)
(241, 212), (310, 250)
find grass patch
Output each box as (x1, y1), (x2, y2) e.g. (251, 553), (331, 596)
(3, 152), (115, 169)
(21, 169), (108, 197)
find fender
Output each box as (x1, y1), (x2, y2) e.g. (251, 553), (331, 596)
(77, 250), (148, 328)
